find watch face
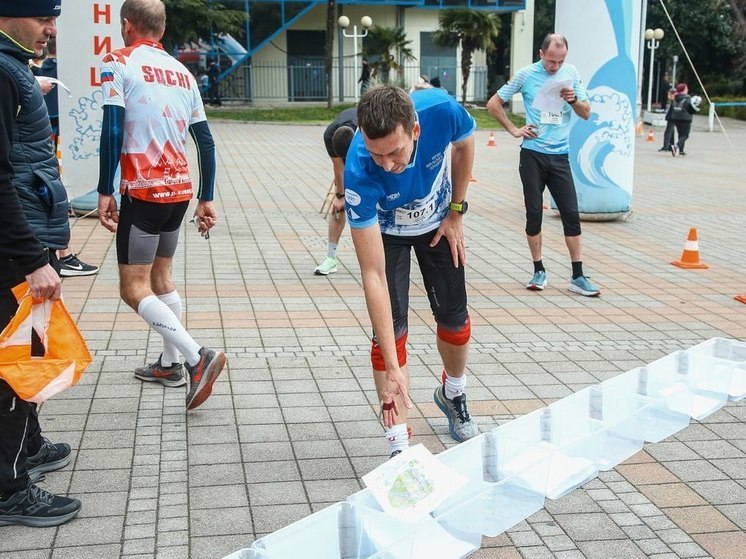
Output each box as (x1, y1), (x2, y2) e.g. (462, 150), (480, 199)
(461, 201), (468, 214)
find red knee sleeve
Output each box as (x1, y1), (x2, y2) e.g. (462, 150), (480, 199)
(437, 316), (471, 346)
(371, 333), (408, 371)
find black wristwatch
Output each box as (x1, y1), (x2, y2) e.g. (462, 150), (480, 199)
(449, 200), (468, 214)
(335, 192), (345, 199)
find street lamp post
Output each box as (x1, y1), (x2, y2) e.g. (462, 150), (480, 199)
(645, 28), (664, 112)
(338, 15), (372, 103)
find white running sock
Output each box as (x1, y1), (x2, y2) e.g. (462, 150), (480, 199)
(444, 373), (466, 400)
(138, 295), (201, 366)
(385, 423), (409, 455)
(157, 291), (182, 366)
(327, 242), (338, 259)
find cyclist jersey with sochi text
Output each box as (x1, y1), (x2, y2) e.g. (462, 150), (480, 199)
(496, 61), (587, 155)
(344, 88), (476, 236)
(100, 39), (206, 203)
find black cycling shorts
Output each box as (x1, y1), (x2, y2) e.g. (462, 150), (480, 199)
(116, 195), (189, 265)
(382, 229), (468, 338)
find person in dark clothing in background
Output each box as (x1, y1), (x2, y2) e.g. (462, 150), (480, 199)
(669, 83), (701, 157)
(207, 59), (221, 107)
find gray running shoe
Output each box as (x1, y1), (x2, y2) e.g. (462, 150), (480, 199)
(134, 356), (186, 387)
(186, 348), (227, 410)
(27, 437), (72, 477)
(0, 480), (81, 527)
(433, 386), (480, 442)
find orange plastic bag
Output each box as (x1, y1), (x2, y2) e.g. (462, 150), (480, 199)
(0, 283), (91, 403)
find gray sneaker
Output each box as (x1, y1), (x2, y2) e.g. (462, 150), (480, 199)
(433, 386), (480, 442)
(186, 348), (227, 410)
(134, 355), (186, 387)
(0, 480), (81, 527)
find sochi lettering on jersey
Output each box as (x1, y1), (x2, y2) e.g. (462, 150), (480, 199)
(496, 61), (588, 155)
(100, 38), (206, 203)
(344, 88), (476, 236)
(141, 66), (192, 89)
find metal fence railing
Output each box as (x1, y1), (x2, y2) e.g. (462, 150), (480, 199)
(217, 62), (489, 104)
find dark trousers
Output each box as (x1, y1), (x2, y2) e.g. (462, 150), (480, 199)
(0, 253), (59, 497)
(673, 121), (691, 152)
(208, 82), (221, 106)
(662, 121), (675, 149)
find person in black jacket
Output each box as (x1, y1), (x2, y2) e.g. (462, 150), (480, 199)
(669, 82), (701, 156)
(0, 0), (82, 527)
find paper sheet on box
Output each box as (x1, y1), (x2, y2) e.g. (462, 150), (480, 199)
(532, 78), (572, 112)
(362, 444), (468, 521)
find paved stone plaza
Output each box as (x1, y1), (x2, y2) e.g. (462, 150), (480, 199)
(0, 115), (744, 559)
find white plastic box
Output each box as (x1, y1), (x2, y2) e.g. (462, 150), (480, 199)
(433, 432), (548, 536)
(603, 351), (730, 421)
(251, 501), (479, 559)
(687, 337), (746, 401)
(492, 406), (604, 500)
(549, 385), (662, 469)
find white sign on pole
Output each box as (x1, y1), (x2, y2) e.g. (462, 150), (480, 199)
(57, 1), (124, 200)
(556, 0), (643, 218)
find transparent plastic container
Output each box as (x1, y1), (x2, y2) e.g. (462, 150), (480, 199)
(549, 386), (656, 470)
(492, 406), (603, 500)
(603, 351), (730, 421)
(687, 337), (746, 401)
(223, 549), (269, 559)
(432, 432), (548, 536)
(251, 501), (479, 559)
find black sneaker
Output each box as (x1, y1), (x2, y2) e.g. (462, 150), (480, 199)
(59, 254), (99, 277)
(134, 355), (186, 387)
(27, 437), (72, 478)
(0, 480), (81, 527)
(185, 347), (226, 410)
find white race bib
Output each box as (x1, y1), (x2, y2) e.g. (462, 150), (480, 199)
(540, 110), (563, 125)
(394, 194), (437, 226)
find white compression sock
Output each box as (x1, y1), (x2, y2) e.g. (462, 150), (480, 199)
(138, 295), (201, 366)
(327, 241), (338, 259)
(385, 423), (409, 455)
(157, 291), (182, 366)
(444, 373), (466, 400)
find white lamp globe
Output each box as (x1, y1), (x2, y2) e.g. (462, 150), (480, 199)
(338, 16), (350, 28)
(361, 16), (373, 29)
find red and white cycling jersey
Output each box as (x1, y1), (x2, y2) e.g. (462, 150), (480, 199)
(101, 39), (206, 203)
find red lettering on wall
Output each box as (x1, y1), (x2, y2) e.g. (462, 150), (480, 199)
(93, 3), (111, 25)
(90, 67), (101, 87)
(93, 36), (112, 55)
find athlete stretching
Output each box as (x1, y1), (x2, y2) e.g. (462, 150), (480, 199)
(96, 0), (226, 410)
(345, 85), (480, 457)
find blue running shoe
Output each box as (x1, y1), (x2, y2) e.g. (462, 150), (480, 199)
(526, 270), (547, 290)
(568, 276), (600, 297)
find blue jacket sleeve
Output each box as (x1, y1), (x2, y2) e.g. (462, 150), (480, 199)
(97, 104), (124, 195)
(189, 120), (217, 201)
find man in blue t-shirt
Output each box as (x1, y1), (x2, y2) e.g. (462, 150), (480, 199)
(487, 33), (600, 297)
(345, 85), (480, 457)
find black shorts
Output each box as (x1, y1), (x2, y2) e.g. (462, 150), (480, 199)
(116, 196), (189, 265)
(382, 229), (468, 337)
(519, 148), (581, 237)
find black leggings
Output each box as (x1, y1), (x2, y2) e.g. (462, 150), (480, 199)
(519, 148), (581, 237)
(382, 229), (468, 338)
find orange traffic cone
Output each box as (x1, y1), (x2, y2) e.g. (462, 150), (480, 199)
(635, 119), (644, 137)
(486, 132), (496, 147)
(735, 294), (746, 304)
(671, 228), (709, 269)
(645, 128), (655, 142)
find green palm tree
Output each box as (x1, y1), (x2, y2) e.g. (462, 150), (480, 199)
(432, 9), (500, 104)
(364, 26), (416, 84)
